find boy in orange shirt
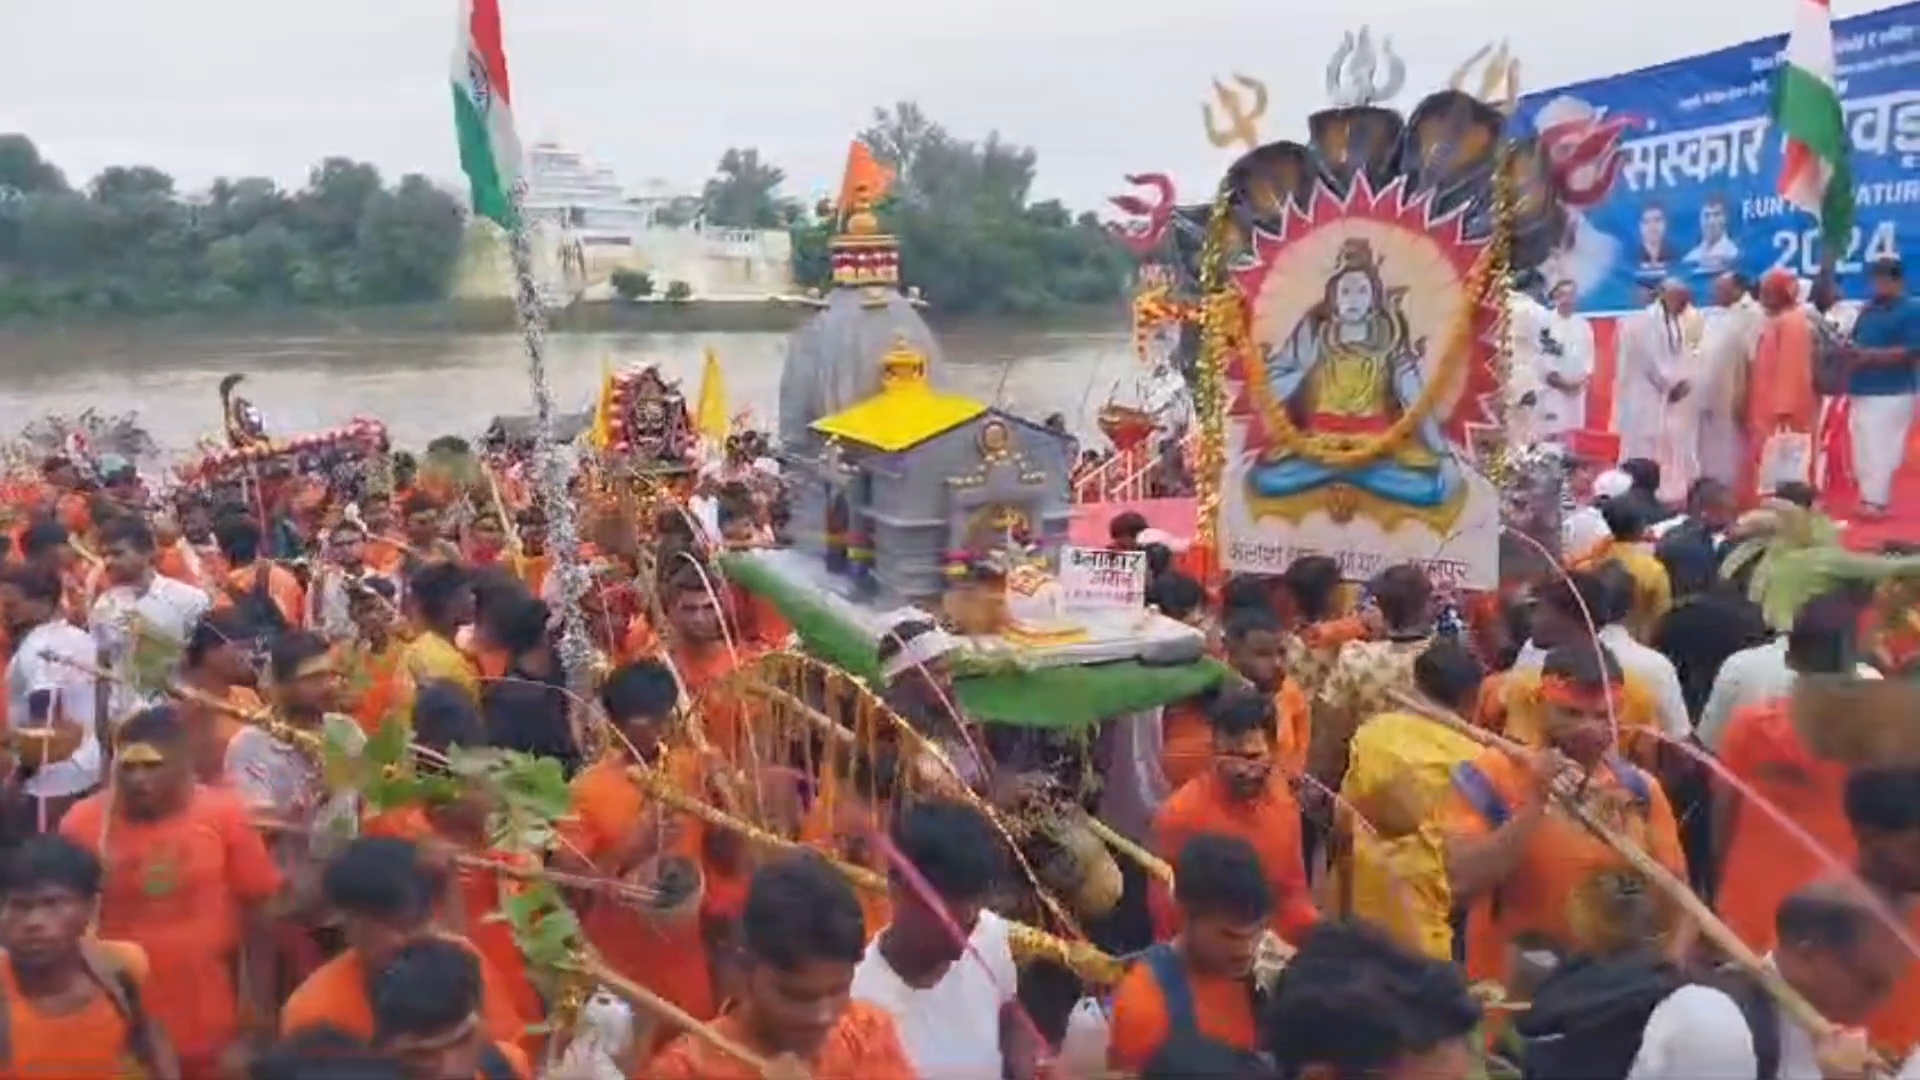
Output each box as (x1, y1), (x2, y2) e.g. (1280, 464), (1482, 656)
(61, 705), (283, 1076)
(1152, 689), (1320, 945)
(281, 837), (526, 1047)
(647, 855), (915, 1079)
(369, 938), (533, 1079)
(0, 835), (180, 1079)
(1109, 834), (1272, 1071)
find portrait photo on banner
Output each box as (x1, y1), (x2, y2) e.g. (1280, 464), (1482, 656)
(1516, 0), (1920, 313)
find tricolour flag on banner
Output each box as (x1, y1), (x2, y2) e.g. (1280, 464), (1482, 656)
(1772, 0), (1854, 250)
(452, 0), (521, 229)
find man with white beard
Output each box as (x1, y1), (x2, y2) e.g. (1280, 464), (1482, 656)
(1694, 272), (1765, 487)
(1614, 279), (1704, 500)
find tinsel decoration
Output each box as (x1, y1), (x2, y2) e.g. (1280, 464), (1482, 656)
(1481, 139), (1518, 493)
(1192, 185), (1236, 555)
(503, 186), (596, 692)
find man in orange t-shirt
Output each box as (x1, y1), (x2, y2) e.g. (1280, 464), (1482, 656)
(0, 835), (179, 1079)
(1152, 688), (1320, 945)
(1220, 607), (1312, 780)
(555, 660), (732, 1038)
(61, 705), (283, 1076)
(369, 938), (533, 1079)
(1109, 835), (1272, 1071)
(1441, 644), (1685, 982)
(647, 855), (915, 1079)
(281, 837), (526, 1048)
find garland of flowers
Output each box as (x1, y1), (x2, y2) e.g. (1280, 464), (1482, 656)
(1193, 186), (1236, 552)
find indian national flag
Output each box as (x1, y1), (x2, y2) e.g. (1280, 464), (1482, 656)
(452, 0), (521, 229)
(1772, 0), (1853, 248)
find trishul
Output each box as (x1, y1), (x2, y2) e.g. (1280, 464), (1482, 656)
(1449, 41), (1522, 114)
(1202, 74), (1269, 152)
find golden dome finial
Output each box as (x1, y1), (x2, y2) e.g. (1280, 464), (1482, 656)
(880, 335), (929, 389)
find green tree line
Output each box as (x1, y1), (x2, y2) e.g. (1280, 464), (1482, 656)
(0, 135), (466, 317)
(698, 103), (1134, 317)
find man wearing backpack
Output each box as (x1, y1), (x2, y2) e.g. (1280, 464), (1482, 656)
(1623, 881), (1901, 1080)
(1441, 645), (1687, 986)
(1108, 835), (1273, 1072)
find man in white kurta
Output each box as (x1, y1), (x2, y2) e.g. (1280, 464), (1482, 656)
(1507, 287), (1552, 445)
(1614, 280), (1703, 500)
(1695, 273), (1765, 488)
(1538, 281), (1596, 441)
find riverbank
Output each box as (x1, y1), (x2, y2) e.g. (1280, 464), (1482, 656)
(0, 298), (1127, 339)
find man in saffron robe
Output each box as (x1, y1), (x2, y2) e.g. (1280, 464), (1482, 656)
(647, 855), (916, 1079)
(1748, 269), (1820, 500)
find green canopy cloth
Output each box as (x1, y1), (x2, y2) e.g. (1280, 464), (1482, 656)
(720, 553), (1227, 731)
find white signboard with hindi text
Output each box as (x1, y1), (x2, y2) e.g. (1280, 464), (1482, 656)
(1059, 547), (1148, 611)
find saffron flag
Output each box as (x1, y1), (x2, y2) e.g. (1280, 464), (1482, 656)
(1772, 0), (1853, 251)
(836, 141), (896, 222)
(452, 0), (522, 229)
(695, 347), (729, 444)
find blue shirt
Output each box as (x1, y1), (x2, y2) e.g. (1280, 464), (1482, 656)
(1847, 296), (1920, 396)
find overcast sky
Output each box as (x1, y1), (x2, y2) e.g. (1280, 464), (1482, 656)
(0, 0), (1902, 213)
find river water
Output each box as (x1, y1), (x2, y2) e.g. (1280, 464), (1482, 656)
(0, 321), (1140, 458)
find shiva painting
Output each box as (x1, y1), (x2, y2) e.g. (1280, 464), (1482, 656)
(1220, 176), (1503, 588)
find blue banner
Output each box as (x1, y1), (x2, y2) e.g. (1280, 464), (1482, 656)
(1515, 2), (1920, 313)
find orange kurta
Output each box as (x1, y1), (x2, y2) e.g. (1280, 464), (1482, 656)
(1152, 771), (1320, 944)
(645, 1002), (915, 1080)
(1107, 952), (1259, 1073)
(363, 808), (543, 1029)
(280, 940), (526, 1045)
(1749, 307), (1819, 436)
(1716, 698), (1858, 952)
(1158, 699), (1212, 792)
(1443, 749), (1685, 983)
(0, 941), (152, 1077)
(559, 754), (721, 1029)
(342, 641), (416, 736)
(61, 786), (284, 1066)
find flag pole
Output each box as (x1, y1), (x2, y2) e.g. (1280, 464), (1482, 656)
(501, 192), (596, 696)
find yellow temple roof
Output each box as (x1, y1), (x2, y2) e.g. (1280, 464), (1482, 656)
(809, 337), (986, 452)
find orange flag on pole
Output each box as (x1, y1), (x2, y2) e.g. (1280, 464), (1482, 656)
(836, 140), (895, 223)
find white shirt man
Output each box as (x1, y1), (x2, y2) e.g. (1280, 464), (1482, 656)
(1508, 289), (1553, 444)
(1628, 883), (1920, 1080)
(90, 571), (209, 721)
(1540, 289), (1596, 439)
(1616, 286), (1705, 500)
(852, 910), (1017, 1079)
(5, 614), (102, 800)
(1697, 637), (1881, 750)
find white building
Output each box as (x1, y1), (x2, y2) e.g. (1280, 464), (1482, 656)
(479, 141), (793, 304)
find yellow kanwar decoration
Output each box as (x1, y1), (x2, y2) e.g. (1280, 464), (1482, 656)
(694, 346), (729, 445)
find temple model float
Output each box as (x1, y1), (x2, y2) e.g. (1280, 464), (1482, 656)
(722, 151), (1223, 736)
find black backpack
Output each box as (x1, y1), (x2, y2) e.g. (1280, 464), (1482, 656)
(1516, 953), (1780, 1080)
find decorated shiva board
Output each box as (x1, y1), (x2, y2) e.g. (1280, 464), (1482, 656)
(1199, 33), (1570, 590)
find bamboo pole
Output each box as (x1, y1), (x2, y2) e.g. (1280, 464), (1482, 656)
(581, 955), (782, 1076)
(1385, 688), (1840, 1041)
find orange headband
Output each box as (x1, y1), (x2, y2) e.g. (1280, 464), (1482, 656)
(1539, 673), (1623, 711)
